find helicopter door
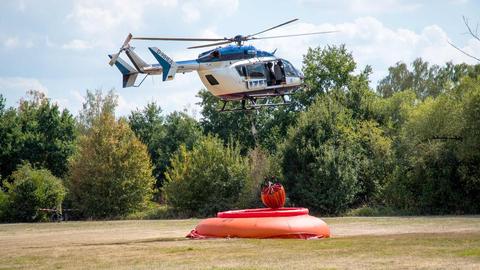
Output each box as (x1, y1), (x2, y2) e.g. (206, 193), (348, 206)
(245, 63), (267, 90)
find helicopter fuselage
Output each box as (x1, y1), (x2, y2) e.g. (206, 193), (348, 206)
(195, 46), (303, 100)
(111, 44), (304, 102)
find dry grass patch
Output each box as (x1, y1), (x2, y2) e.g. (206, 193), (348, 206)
(0, 217), (479, 269)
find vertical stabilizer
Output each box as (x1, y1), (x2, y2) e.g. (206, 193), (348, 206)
(148, 47), (178, 81)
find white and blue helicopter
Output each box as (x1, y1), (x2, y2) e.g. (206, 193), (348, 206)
(108, 19), (335, 111)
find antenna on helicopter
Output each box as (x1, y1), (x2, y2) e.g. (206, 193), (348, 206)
(130, 18), (337, 49)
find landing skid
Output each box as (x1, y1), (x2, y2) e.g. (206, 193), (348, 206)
(219, 94), (291, 112)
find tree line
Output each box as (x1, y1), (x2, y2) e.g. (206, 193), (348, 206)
(0, 44), (479, 221)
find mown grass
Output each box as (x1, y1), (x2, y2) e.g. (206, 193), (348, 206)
(0, 217), (479, 269)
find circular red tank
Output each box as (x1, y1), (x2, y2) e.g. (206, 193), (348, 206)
(187, 207), (330, 239)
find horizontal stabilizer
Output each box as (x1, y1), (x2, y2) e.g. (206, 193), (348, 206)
(148, 47), (178, 81)
(108, 54), (138, 88)
(108, 54), (136, 75)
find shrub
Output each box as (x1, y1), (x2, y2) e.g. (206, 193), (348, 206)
(0, 189), (8, 221)
(281, 97), (361, 215)
(3, 164), (66, 222)
(67, 112), (155, 219)
(346, 205), (413, 217)
(236, 147), (282, 209)
(163, 135), (249, 216)
(125, 202), (171, 220)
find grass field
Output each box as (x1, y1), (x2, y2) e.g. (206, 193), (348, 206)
(0, 216), (479, 269)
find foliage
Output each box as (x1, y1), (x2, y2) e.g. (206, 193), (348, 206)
(163, 135), (249, 216)
(346, 205), (412, 217)
(77, 89), (118, 132)
(377, 59), (480, 99)
(125, 201), (172, 220)
(160, 111), (203, 179)
(2, 163), (66, 222)
(281, 97), (360, 215)
(384, 77), (480, 214)
(68, 91), (154, 218)
(197, 89), (260, 152)
(0, 188), (8, 220)
(236, 147), (282, 209)
(129, 103), (202, 189)
(298, 44), (356, 107)
(0, 90), (76, 179)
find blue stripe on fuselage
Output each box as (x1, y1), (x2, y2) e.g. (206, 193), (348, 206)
(196, 45), (274, 63)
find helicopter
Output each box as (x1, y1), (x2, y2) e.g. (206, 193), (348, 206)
(108, 19), (336, 111)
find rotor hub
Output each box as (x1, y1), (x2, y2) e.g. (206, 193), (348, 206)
(233, 35), (245, 46)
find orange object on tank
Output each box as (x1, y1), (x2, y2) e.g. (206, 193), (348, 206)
(187, 208), (330, 239)
(261, 183), (286, 209)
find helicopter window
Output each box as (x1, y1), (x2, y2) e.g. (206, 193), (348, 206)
(281, 60), (300, 77)
(205, 74), (219, 85)
(235, 65), (247, 77)
(246, 64), (266, 78)
(211, 50), (220, 58)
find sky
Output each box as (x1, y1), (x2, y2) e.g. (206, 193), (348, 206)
(1, 0), (479, 117)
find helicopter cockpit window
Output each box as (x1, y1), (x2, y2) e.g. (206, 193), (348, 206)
(211, 50), (220, 58)
(281, 60), (301, 77)
(235, 65), (247, 77)
(246, 64), (266, 78)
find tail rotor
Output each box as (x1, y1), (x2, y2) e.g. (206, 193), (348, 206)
(108, 33), (132, 66)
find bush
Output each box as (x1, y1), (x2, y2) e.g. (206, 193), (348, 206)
(125, 202), (171, 220)
(3, 164), (66, 222)
(346, 205), (414, 217)
(163, 135), (249, 217)
(383, 78), (480, 214)
(0, 189), (8, 220)
(236, 147), (282, 209)
(67, 112), (155, 219)
(281, 97), (360, 215)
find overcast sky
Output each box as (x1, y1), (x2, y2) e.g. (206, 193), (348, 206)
(1, 0), (479, 117)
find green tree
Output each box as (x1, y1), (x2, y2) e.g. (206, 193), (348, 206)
(377, 62), (413, 98)
(163, 135), (249, 216)
(197, 89), (259, 151)
(377, 58), (480, 99)
(281, 97), (360, 215)
(372, 90), (417, 136)
(129, 104), (202, 189)
(68, 90), (154, 218)
(384, 77), (480, 214)
(3, 163), (66, 222)
(0, 91), (76, 179)
(298, 44), (356, 107)
(0, 189), (7, 220)
(354, 120), (394, 205)
(0, 102), (22, 179)
(129, 103), (166, 185)
(77, 89), (118, 132)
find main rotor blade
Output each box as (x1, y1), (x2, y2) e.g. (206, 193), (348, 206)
(247, 18), (299, 38)
(251, 31), (338, 40)
(187, 40), (232, 49)
(132, 36), (227, 42)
